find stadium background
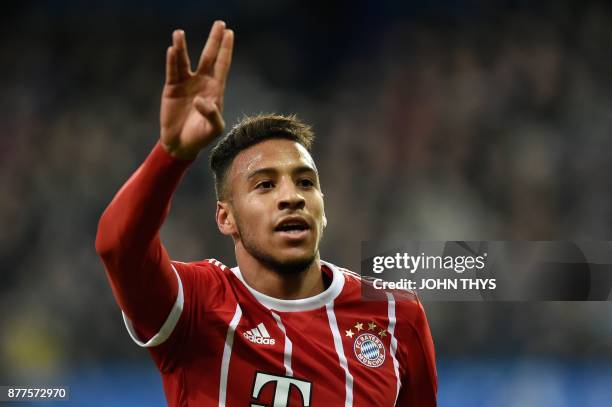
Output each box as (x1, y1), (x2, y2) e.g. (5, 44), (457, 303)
(2, 0), (612, 405)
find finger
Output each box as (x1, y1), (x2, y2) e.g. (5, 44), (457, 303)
(194, 96), (225, 134)
(165, 46), (180, 84)
(173, 29), (191, 79)
(213, 29), (234, 84)
(196, 20), (226, 75)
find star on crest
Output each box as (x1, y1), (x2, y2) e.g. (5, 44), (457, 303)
(368, 322), (377, 331)
(345, 329), (355, 338)
(379, 330), (387, 337)
(354, 322), (364, 332)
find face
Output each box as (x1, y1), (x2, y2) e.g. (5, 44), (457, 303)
(218, 139), (327, 273)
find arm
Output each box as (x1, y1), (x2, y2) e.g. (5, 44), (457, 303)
(95, 21), (234, 341)
(395, 299), (438, 406)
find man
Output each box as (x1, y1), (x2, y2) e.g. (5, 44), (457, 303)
(95, 20), (437, 406)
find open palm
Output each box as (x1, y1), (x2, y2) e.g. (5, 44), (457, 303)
(160, 21), (234, 159)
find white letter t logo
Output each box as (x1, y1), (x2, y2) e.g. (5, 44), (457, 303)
(250, 372), (312, 407)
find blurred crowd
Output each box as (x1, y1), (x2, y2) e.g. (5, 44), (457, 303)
(1, 0), (612, 382)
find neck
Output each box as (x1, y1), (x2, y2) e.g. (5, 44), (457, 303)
(235, 247), (325, 300)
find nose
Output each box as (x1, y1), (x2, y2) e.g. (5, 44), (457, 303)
(277, 179), (305, 211)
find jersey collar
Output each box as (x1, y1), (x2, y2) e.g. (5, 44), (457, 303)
(230, 260), (344, 312)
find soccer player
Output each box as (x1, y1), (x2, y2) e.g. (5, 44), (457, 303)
(95, 20), (437, 406)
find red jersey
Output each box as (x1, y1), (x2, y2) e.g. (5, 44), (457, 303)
(96, 143), (437, 406)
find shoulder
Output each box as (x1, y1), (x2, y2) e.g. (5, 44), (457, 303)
(169, 258), (249, 315)
(330, 262), (419, 303)
(393, 293), (428, 331)
(170, 258), (235, 300)
(335, 264), (363, 286)
(329, 262), (429, 339)
(171, 258), (231, 275)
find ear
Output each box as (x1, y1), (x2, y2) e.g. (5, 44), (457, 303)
(216, 201), (236, 236)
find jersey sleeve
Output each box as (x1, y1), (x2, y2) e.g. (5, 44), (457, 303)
(95, 142), (193, 344)
(121, 263), (184, 347)
(394, 297), (438, 406)
(134, 259), (235, 375)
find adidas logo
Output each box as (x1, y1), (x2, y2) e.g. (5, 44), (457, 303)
(243, 322), (276, 345)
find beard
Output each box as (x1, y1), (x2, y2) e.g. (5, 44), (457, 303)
(235, 217), (319, 275)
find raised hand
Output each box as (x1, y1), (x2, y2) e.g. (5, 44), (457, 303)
(160, 21), (234, 159)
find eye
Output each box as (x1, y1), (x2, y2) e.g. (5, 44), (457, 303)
(298, 178), (315, 188)
(256, 180), (275, 190)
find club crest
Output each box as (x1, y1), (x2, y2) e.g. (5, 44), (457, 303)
(345, 321), (387, 368)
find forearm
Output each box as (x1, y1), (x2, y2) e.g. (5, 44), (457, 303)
(96, 142), (192, 259)
(95, 142), (193, 337)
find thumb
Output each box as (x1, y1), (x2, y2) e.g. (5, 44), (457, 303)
(194, 96), (225, 134)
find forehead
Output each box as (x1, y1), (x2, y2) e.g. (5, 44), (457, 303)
(229, 138), (317, 181)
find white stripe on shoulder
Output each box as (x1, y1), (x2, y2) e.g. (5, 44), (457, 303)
(208, 258), (228, 270)
(122, 264), (184, 348)
(340, 268), (362, 281)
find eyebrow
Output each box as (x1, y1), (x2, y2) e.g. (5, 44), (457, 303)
(246, 165), (318, 181)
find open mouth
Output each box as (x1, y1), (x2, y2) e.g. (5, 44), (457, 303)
(274, 219), (310, 234)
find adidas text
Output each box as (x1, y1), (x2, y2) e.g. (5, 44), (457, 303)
(243, 332), (276, 345)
